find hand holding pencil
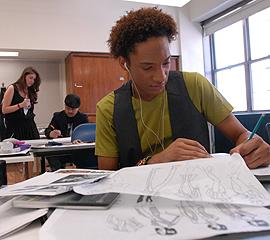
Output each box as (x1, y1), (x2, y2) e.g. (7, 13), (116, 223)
(49, 125), (63, 138)
(230, 113), (270, 169)
(247, 113), (265, 141)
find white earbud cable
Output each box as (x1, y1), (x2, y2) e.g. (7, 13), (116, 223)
(125, 63), (165, 151)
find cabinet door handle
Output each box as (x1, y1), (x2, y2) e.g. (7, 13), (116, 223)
(75, 83), (83, 87)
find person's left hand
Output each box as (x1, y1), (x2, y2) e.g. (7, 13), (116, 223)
(230, 136), (270, 169)
(21, 98), (31, 108)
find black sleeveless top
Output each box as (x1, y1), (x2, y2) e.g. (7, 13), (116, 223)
(113, 71), (209, 168)
(4, 84), (39, 140)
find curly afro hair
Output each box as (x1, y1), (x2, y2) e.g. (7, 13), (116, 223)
(107, 7), (178, 62)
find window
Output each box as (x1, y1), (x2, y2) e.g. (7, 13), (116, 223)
(210, 7), (270, 112)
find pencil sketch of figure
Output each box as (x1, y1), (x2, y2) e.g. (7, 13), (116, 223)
(228, 162), (265, 204)
(177, 201), (227, 231)
(178, 163), (201, 200)
(134, 195), (180, 236)
(107, 214), (144, 232)
(198, 165), (229, 202)
(214, 203), (269, 227)
(144, 165), (179, 195)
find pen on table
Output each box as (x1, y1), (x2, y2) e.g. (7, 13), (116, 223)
(247, 113), (266, 141)
(50, 125), (63, 137)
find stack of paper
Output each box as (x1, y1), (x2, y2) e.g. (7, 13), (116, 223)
(39, 153), (270, 240)
(0, 169), (112, 238)
(0, 197), (48, 238)
(0, 169), (111, 196)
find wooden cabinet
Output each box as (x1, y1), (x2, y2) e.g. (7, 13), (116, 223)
(65, 52), (129, 122)
(6, 161), (33, 185)
(170, 56), (179, 71)
(65, 53), (179, 122)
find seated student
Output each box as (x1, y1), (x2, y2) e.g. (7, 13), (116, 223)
(45, 94), (89, 171)
(95, 7), (270, 170)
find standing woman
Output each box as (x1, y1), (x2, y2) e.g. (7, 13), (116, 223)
(2, 66), (41, 140)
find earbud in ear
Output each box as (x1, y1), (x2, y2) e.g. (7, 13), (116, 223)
(124, 62), (129, 71)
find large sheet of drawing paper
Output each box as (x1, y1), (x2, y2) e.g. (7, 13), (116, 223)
(39, 194), (270, 240)
(74, 153), (270, 206)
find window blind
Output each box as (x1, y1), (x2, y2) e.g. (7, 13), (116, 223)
(201, 0), (270, 36)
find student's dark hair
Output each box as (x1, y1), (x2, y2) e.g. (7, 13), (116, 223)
(107, 7), (178, 62)
(15, 66), (41, 104)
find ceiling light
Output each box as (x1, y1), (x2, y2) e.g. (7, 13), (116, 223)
(0, 51), (19, 57)
(123, 0), (191, 7)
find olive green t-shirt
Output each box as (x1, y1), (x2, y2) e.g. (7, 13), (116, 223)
(95, 72), (233, 158)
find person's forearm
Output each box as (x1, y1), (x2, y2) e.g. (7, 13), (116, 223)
(235, 131), (252, 146)
(147, 153), (163, 165)
(2, 103), (22, 114)
(98, 156), (119, 170)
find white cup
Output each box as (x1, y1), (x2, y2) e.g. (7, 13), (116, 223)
(1, 141), (13, 153)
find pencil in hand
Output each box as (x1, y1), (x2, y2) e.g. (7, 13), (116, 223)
(247, 113), (266, 141)
(50, 125), (63, 137)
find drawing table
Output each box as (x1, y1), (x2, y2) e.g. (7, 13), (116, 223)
(0, 151), (34, 185)
(30, 139), (95, 174)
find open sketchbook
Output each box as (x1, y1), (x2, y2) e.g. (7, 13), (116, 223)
(12, 192), (120, 210)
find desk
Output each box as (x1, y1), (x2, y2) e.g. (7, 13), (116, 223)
(22, 137), (70, 174)
(23, 137), (71, 146)
(0, 153), (34, 185)
(3, 182), (270, 240)
(30, 141), (95, 174)
(1, 138), (72, 176)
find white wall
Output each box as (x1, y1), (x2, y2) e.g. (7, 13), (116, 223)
(0, 60), (63, 127)
(178, 6), (204, 75)
(0, 0), (180, 55)
(186, 0), (243, 22)
(0, 0), (220, 126)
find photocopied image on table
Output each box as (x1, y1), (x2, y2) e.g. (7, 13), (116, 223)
(0, 169), (112, 196)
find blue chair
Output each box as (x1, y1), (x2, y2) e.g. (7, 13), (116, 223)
(266, 122), (270, 144)
(71, 123), (98, 169)
(72, 123), (96, 142)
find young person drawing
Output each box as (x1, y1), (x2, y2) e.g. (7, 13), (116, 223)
(95, 7), (270, 170)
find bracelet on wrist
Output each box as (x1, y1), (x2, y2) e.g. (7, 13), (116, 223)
(136, 155), (152, 166)
(17, 103), (21, 109)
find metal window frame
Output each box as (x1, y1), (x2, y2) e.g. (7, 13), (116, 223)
(209, 17), (270, 113)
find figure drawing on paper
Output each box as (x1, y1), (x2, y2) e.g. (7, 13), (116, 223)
(228, 162), (265, 204)
(107, 215), (144, 233)
(74, 155), (270, 207)
(214, 203), (269, 227)
(199, 165), (228, 202)
(106, 195), (270, 239)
